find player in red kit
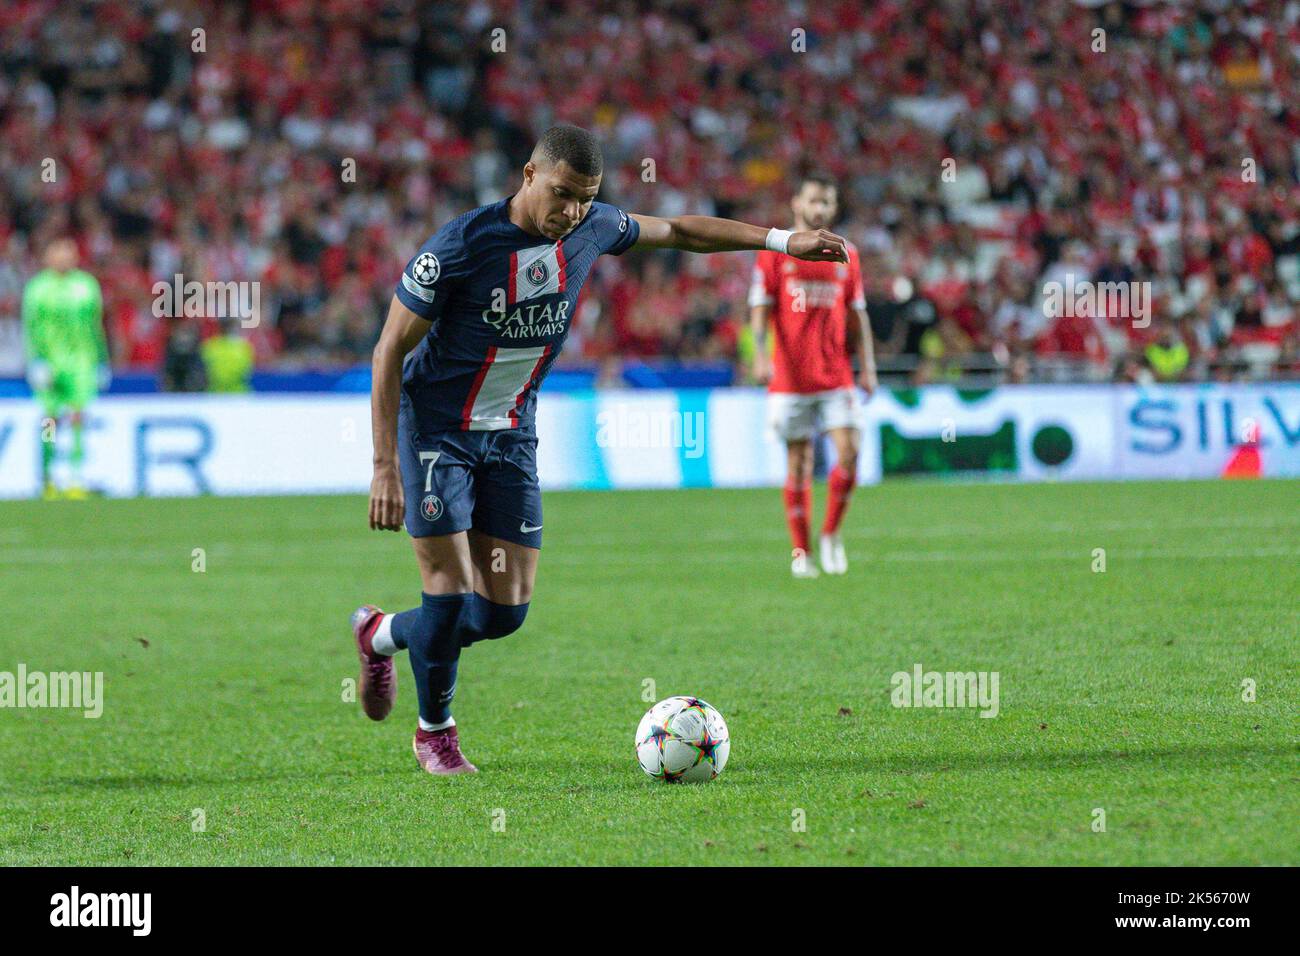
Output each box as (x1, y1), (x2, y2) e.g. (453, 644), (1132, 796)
(749, 175), (877, 577)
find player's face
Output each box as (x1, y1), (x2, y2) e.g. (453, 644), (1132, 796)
(792, 184), (837, 231)
(526, 160), (600, 240)
(45, 240), (78, 272)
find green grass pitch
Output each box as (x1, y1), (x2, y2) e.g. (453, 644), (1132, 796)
(1, 479), (1296, 866)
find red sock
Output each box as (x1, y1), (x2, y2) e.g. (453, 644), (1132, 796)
(782, 481), (811, 554)
(822, 465), (857, 535)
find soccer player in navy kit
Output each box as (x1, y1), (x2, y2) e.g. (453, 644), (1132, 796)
(351, 125), (848, 774)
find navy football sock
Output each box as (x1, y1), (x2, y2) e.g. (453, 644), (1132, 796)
(457, 593), (490, 648)
(459, 595), (529, 648)
(392, 592), (472, 724)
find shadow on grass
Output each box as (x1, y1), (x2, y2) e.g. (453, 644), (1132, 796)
(19, 740), (1293, 797)
(12, 764), (419, 796)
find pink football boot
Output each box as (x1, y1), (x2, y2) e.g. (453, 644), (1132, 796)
(412, 726), (478, 775)
(351, 605), (396, 721)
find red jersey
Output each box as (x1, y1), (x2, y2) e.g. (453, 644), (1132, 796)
(749, 243), (865, 393)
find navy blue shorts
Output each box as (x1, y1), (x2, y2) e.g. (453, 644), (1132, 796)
(399, 410), (543, 549)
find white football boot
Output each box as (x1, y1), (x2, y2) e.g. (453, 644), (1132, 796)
(791, 551), (820, 579)
(820, 533), (847, 575)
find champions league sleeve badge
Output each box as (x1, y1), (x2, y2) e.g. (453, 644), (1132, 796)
(411, 252), (441, 286)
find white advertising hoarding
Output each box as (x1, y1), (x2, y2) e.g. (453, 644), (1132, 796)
(0, 384), (1296, 499)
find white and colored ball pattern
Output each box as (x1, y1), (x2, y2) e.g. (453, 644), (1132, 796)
(635, 696), (730, 783)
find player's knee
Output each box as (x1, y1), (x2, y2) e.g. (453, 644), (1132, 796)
(462, 599), (529, 647)
(788, 446), (813, 481)
(484, 600), (529, 640)
(404, 593), (475, 659)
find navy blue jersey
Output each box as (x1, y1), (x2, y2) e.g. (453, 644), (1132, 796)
(395, 196), (639, 433)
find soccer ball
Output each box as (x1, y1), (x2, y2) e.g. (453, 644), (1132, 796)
(635, 696), (730, 783)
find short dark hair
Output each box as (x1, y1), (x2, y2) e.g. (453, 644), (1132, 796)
(533, 124), (603, 177)
(798, 171), (837, 193)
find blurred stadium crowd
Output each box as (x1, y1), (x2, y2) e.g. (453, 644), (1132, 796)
(1, 0), (1299, 386)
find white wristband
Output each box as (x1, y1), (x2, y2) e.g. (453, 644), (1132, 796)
(765, 227), (792, 254)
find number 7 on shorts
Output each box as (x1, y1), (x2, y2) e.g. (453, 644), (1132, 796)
(419, 451), (440, 492)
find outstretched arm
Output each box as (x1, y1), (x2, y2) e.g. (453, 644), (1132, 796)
(630, 214), (848, 263)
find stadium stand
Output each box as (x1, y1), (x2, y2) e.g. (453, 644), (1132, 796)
(0, 0), (1297, 387)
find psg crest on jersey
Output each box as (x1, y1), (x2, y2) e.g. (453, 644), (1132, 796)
(420, 494), (443, 521)
(527, 259), (549, 286)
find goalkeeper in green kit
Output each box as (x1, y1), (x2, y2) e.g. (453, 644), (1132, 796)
(22, 239), (110, 500)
